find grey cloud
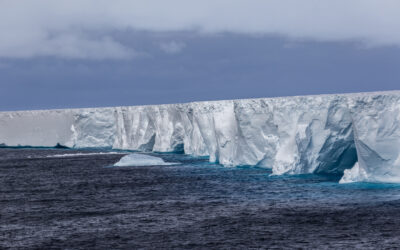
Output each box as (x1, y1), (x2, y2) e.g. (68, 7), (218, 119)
(0, 34), (135, 60)
(1, 0), (400, 59)
(159, 41), (186, 54)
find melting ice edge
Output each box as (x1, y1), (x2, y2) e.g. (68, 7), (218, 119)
(2, 91), (400, 183)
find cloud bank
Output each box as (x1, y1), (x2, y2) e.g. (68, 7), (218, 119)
(1, 0), (399, 59)
(159, 41), (186, 54)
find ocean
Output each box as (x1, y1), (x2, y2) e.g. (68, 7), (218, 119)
(1, 148), (400, 249)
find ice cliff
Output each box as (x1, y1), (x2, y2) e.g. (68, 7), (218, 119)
(1, 91), (400, 183)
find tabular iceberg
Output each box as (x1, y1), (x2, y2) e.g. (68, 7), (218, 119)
(1, 91), (400, 183)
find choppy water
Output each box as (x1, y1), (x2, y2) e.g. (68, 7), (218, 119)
(1, 148), (400, 249)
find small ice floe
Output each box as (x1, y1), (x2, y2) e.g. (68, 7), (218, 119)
(113, 153), (178, 167)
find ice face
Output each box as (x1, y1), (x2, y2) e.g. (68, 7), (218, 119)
(339, 94), (400, 183)
(339, 162), (367, 184)
(113, 153), (177, 167)
(0, 109), (74, 147)
(1, 90), (400, 183)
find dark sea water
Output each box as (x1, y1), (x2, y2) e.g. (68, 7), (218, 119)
(1, 148), (400, 249)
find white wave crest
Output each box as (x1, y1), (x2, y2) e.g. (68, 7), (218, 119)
(46, 152), (126, 158)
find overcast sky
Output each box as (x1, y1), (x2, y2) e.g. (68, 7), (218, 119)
(1, 0), (400, 110)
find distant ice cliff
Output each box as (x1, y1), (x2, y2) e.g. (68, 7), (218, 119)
(1, 91), (400, 183)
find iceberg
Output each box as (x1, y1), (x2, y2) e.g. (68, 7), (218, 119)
(1, 90), (400, 183)
(113, 153), (177, 167)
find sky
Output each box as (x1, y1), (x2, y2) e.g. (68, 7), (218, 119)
(1, 0), (400, 111)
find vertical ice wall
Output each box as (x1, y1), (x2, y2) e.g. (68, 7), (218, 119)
(340, 93), (400, 183)
(1, 91), (400, 182)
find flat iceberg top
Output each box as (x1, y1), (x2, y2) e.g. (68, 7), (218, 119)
(1, 90), (399, 114)
(113, 153), (178, 167)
